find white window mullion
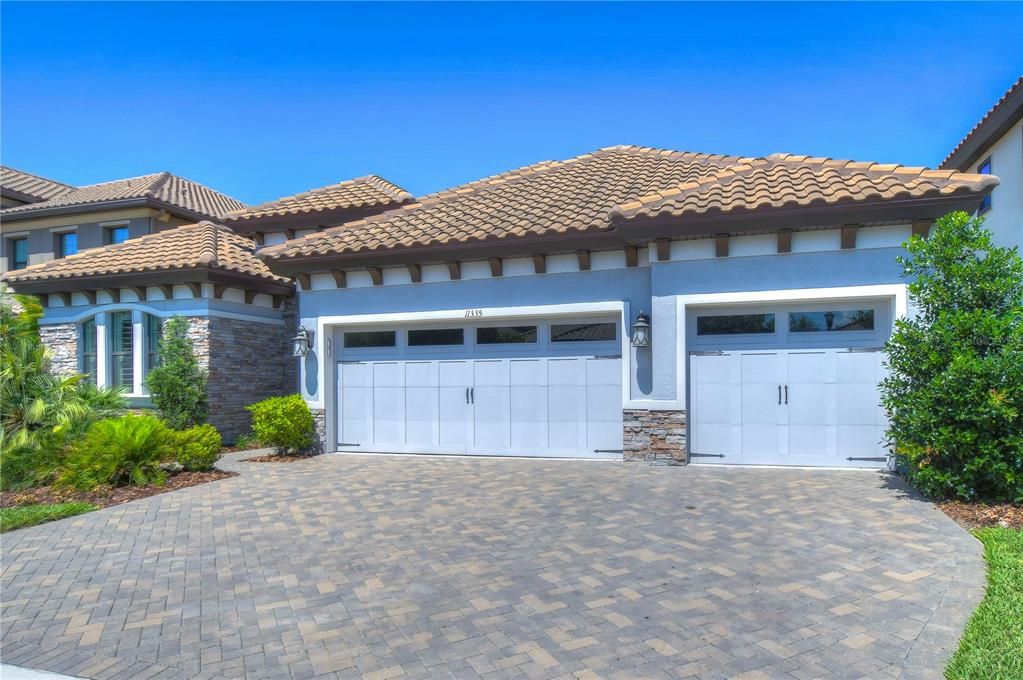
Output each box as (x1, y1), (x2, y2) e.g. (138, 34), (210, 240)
(132, 310), (145, 395)
(96, 312), (109, 388)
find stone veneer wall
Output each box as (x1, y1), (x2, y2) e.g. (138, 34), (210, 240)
(39, 323), (78, 376)
(203, 315), (292, 443)
(280, 297), (299, 394)
(623, 409), (687, 462)
(311, 408), (326, 454)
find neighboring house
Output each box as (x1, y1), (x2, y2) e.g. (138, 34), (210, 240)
(255, 146), (997, 468)
(940, 76), (1023, 250)
(0, 168), (247, 274)
(1, 175), (413, 440)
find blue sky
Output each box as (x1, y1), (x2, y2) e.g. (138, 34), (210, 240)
(2, 2), (1021, 204)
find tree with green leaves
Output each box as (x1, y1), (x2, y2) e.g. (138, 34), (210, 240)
(145, 316), (208, 430)
(881, 211), (1023, 502)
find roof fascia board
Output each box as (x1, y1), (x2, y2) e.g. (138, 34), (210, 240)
(941, 86), (1023, 170)
(224, 204), (406, 233)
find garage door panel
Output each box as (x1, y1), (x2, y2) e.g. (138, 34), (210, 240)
(837, 425), (884, 458)
(511, 385), (548, 449)
(510, 359), (545, 385)
(548, 359), (586, 385)
(585, 357), (620, 385)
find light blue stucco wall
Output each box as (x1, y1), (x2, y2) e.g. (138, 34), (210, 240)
(296, 245), (910, 408)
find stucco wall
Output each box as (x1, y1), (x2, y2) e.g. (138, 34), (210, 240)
(969, 121), (1023, 251)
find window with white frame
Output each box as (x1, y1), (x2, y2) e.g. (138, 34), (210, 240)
(80, 311), (165, 394)
(109, 311), (134, 389)
(80, 318), (97, 382)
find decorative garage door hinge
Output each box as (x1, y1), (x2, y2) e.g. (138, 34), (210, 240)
(689, 350), (725, 356)
(688, 452), (726, 458)
(845, 456), (886, 462)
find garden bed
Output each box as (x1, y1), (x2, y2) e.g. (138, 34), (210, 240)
(241, 452), (321, 463)
(939, 502), (1023, 530)
(0, 469), (237, 511)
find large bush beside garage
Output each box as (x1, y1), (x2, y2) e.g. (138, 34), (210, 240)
(881, 211), (1023, 502)
(246, 394), (315, 454)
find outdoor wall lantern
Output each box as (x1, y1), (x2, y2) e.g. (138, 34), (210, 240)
(631, 311), (651, 348)
(292, 326), (313, 357)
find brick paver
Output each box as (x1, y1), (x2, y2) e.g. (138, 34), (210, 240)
(1, 453), (984, 679)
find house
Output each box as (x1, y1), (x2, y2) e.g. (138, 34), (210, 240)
(254, 146), (996, 467)
(0, 168), (247, 274)
(940, 76), (1022, 250)
(1, 174), (413, 440)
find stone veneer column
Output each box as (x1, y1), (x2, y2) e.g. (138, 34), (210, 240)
(203, 315), (291, 443)
(185, 317), (212, 371)
(39, 323), (79, 376)
(623, 409), (687, 462)
(310, 408), (326, 454)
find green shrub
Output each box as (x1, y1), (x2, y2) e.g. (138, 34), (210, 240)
(233, 431), (261, 450)
(1, 295), (125, 490)
(881, 212), (1023, 502)
(246, 394), (314, 454)
(58, 414), (174, 490)
(145, 316), (208, 429)
(173, 424), (222, 471)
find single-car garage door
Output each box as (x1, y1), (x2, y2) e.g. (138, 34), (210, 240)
(687, 303), (891, 468)
(335, 319), (623, 458)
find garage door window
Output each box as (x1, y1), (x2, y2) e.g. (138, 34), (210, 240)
(697, 313), (775, 336)
(408, 328), (464, 346)
(476, 326), (537, 344)
(344, 331), (396, 348)
(789, 309), (874, 333)
(551, 322), (616, 342)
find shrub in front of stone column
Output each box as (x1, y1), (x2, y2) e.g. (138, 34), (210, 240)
(881, 211), (1023, 502)
(146, 316), (208, 430)
(245, 394), (314, 455)
(173, 423), (222, 471)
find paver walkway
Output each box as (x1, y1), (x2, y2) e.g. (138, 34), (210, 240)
(1, 452), (983, 680)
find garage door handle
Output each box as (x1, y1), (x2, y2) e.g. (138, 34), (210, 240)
(465, 387), (470, 404)
(471, 387), (475, 404)
(785, 385), (788, 405)
(778, 385), (782, 405)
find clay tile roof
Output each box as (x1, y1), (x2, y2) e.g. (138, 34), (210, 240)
(1, 166), (75, 203)
(1, 221), (290, 286)
(0, 172), (246, 219)
(258, 146), (744, 261)
(941, 76), (1023, 170)
(611, 154), (1000, 221)
(225, 175), (413, 222)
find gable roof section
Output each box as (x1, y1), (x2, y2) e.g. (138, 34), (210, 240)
(1, 166), (75, 203)
(2, 222), (291, 291)
(940, 76), (1023, 170)
(614, 154), (999, 221)
(258, 145), (996, 267)
(1, 172), (247, 221)
(258, 146), (742, 262)
(225, 175), (413, 223)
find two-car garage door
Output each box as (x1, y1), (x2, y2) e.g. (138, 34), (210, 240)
(335, 319), (624, 458)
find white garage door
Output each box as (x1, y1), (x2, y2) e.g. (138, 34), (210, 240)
(687, 302), (892, 468)
(690, 349), (888, 467)
(335, 319), (623, 458)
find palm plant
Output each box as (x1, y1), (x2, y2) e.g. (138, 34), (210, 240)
(0, 295), (125, 489)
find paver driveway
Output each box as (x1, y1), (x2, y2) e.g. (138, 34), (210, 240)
(1, 453), (983, 680)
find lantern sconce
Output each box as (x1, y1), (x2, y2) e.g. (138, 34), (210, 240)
(292, 326), (313, 357)
(631, 311), (651, 348)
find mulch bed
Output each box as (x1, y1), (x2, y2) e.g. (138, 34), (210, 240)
(241, 452), (321, 463)
(939, 501), (1023, 530)
(0, 470), (237, 510)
